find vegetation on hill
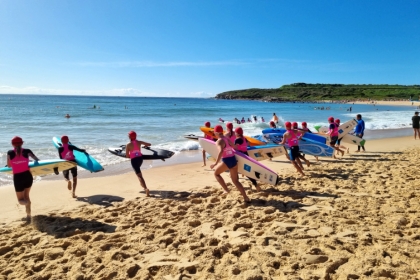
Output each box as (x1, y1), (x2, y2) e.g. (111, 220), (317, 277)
(215, 83), (420, 101)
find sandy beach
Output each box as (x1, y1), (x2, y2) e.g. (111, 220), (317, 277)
(0, 135), (419, 279)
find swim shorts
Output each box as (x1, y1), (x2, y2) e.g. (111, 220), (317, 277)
(330, 136), (338, 146)
(289, 146), (300, 161)
(222, 156), (237, 169)
(13, 170), (33, 192)
(63, 166), (78, 180)
(337, 137), (342, 145)
(131, 156), (144, 174)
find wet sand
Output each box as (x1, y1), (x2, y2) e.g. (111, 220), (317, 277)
(0, 136), (419, 279)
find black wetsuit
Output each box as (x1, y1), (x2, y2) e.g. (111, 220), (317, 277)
(412, 115), (420, 129)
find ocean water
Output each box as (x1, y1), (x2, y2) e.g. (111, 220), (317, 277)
(0, 94), (417, 186)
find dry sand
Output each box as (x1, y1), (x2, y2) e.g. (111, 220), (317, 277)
(0, 136), (419, 279)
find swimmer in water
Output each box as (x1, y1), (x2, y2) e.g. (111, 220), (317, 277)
(65, 114), (70, 118)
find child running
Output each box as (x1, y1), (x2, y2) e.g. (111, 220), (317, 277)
(210, 125), (251, 203)
(326, 117), (345, 157)
(301, 122), (319, 162)
(58, 135), (86, 198)
(334, 119), (349, 154)
(125, 131), (151, 197)
(279, 122), (305, 176)
(292, 122), (310, 168)
(202, 121), (214, 167)
(233, 127), (262, 191)
(7, 136), (40, 223)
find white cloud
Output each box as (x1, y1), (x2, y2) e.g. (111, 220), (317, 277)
(0, 85), (215, 98)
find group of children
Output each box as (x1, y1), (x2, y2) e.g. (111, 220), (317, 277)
(6, 131), (150, 222)
(201, 115), (358, 200)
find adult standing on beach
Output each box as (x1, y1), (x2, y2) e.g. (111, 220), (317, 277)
(125, 131), (150, 197)
(58, 136), (86, 198)
(412, 112), (420, 139)
(271, 113), (279, 124)
(279, 122), (305, 176)
(326, 117), (345, 157)
(202, 121), (214, 167)
(7, 136), (40, 223)
(210, 125), (251, 203)
(353, 114), (366, 152)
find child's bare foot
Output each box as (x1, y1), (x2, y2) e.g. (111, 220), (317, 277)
(72, 192), (77, 198)
(341, 150), (345, 156)
(305, 159), (310, 167)
(145, 189), (150, 197)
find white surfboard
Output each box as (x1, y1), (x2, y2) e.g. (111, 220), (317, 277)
(0, 160), (77, 176)
(341, 134), (366, 146)
(316, 119), (358, 139)
(246, 144), (287, 161)
(199, 138), (279, 185)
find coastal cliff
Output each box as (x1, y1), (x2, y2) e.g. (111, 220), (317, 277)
(215, 83), (420, 101)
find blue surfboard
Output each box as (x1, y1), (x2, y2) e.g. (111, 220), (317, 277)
(0, 159), (77, 176)
(262, 128), (327, 144)
(52, 137), (104, 173)
(262, 133), (334, 157)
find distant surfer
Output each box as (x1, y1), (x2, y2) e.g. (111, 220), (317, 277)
(326, 117), (345, 157)
(261, 117), (265, 122)
(218, 118), (225, 123)
(126, 131), (151, 197)
(352, 114), (366, 152)
(58, 136), (87, 198)
(65, 114), (70, 118)
(241, 117), (245, 123)
(412, 112), (419, 139)
(271, 113), (279, 124)
(210, 125), (250, 203)
(279, 122), (305, 176)
(202, 122), (215, 167)
(7, 136), (40, 223)
(233, 127), (261, 191)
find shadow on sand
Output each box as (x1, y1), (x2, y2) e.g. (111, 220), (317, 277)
(76, 194), (124, 207)
(32, 215), (116, 238)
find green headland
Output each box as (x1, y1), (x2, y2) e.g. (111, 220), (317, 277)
(215, 83), (420, 101)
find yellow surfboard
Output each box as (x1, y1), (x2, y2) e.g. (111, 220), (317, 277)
(200, 127), (266, 147)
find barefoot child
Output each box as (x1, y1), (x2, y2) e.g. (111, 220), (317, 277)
(7, 136), (40, 223)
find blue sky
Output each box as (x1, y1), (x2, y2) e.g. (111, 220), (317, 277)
(0, 0), (419, 97)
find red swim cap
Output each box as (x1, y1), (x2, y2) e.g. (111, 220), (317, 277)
(128, 131), (137, 140)
(302, 122), (307, 126)
(234, 127), (243, 135)
(11, 136), (23, 145)
(284, 121), (292, 129)
(269, 121), (275, 126)
(226, 122), (233, 130)
(328, 117), (334, 122)
(292, 122), (298, 128)
(61, 135), (69, 144)
(335, 119), (340, 124)
(214, 125), (223, 133)
(204, 121), (210, 128)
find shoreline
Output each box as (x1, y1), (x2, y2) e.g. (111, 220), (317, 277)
(1, 134), (419, 227)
